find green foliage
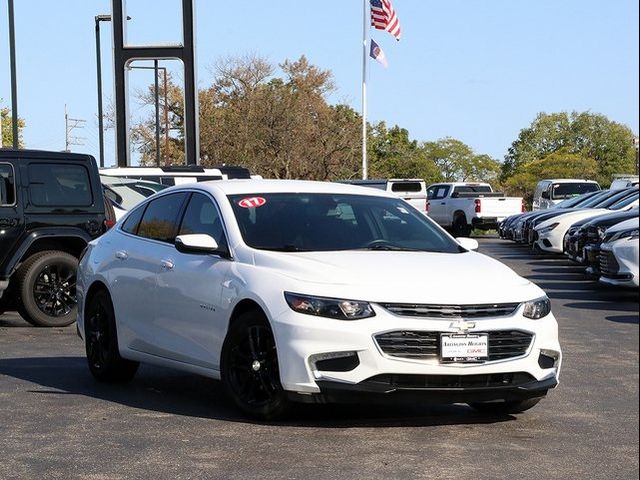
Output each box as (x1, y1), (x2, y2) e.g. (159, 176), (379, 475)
(504, 148), (599, 202)
(1, 100), (25, 148)
(502, 111), (637, 188)
(422, 137), (500, 183)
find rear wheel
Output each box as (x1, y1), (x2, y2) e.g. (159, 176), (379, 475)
(221, 310), (289, 420)
(84, 289), (138, 383)
(453, 214), (472, 237)
(16, 251), (78, 327)
(469, 397), (542, 415)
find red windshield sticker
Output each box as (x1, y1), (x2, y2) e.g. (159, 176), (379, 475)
(238, 197), (267, 208)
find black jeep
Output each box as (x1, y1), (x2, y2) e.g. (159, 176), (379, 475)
(0, 149), (112, 327)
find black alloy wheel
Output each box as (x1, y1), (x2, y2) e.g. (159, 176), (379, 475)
(84, 290), (138, 383)
(221, 311), (289, 420)
(16, 251), (79, 327)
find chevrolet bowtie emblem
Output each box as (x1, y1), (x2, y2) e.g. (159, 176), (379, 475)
(450, 321), (476, 332)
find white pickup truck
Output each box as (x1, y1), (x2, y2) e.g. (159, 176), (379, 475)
(426, 182), (524, 236)
(339, 179), (428, 212)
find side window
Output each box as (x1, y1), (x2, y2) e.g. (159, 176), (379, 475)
(178, 193), (227, 247)
(28, 163), (92, 207)
(0, 164), (16, 206)
(121, 204), (147, 234)
(137, 193), (187, 243)
(433, 186), (450, 200)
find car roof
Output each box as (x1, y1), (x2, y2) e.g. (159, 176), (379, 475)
(172, 179), (399, 198)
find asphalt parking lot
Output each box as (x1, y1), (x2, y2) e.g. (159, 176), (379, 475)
(0, 237), (638, 480)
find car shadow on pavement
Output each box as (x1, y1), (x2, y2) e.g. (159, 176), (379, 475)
(0, 355), (517, 428)
(605, 314), (639, 324)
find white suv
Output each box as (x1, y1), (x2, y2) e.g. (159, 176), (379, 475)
(77, 180), (561, 419)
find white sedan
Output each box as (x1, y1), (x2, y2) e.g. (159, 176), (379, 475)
(77, 180), (561, 419)
(599, 217), (639, 288)
(534, 190), (639, 254)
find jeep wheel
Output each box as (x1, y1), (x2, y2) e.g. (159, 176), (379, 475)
(16, 251), (78, 327)
(85, 289), (139, 383)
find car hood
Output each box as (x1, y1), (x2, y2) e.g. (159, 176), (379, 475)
(251, 249), (541, 304)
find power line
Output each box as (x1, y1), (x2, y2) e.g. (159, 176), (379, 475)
(64, 104), (86, 151)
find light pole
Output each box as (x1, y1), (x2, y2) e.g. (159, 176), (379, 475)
(8, 0), (19, 148)
(95, 14), (130, 167)
(634, 137), (639, 176)
(127, 64), (168, 167)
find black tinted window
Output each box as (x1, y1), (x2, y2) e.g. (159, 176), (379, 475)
(179, 193), (226, 247)
(453, 185), (492, 194)
(121, 205), (146, 234)
(0, 164), (16, 206)
(28, 163), (92, 207)
(228, 193), (460, 253)
(391, 182), (422, 193)
(137, 193), (187, 243)
(551, 182), (600, 199)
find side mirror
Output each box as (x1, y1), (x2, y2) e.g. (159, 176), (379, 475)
(541, 191), (550, 199)
(451, 192), (460, 198)
(456, 237), (479, 251)
(175, 234), (220, 254)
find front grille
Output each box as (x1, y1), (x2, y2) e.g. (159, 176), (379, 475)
(379, 303), (520, 319)
(599, 250), (620, 276)
(363, 372), (536, 389)
(375, 330), (533, 362)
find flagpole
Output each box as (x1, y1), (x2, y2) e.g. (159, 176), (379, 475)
(361, 0), (368, 180)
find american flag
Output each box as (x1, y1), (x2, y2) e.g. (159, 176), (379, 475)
(370, 0), (401, 41)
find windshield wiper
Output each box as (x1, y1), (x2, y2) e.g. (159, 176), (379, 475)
(362, 244), (423, 252)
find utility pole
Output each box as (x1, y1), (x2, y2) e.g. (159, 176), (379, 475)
(64, 105), (86, 152)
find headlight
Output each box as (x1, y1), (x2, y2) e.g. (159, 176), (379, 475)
(284, 292), (375, 320)
(537, 222), (559, 235)
(610, 228), (639, 241)
(522, 296), (551, 319)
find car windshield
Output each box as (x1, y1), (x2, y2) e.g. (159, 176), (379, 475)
(608, 191), (639, 210)
(558, 190), (602, 208)
(595, 189), (638, 209)
(228, 193), (462, 253)
(551, 182), (600, 200)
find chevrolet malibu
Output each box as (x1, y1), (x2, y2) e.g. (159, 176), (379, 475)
(77, 180), (562, 419)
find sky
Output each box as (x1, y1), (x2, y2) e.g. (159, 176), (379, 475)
(1, 0), (638, 167)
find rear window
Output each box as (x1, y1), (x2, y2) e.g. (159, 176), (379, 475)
(0, 163), (16, 206)
(137, 193), (188, 243)
(391, 182), (423, 193)
(28, 163), (93, 207)
(551, 182), (600, 199)
(453, 185), (492, 194)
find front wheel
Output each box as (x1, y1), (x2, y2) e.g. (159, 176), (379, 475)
(469, 397), (542, 415)
(84, 290), (139, 383)
(221, 310), (289, 420)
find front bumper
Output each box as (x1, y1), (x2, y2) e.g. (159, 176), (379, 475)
(534, 228), (564, 254)
(271, 305), (562, 399)
(294, 373), (557, 405)
(599, 240), (639, 288)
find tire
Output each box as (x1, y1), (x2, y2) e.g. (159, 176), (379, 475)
(469, 397), (542, 415)
(84, 289), (139, 383)
(16, 251), (79, 327)
(221, 310), (289, 420)
(453, 214), (472, 237)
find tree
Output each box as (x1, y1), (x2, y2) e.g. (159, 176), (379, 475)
(368, 122), (441, 182)
(502, 111), (637, 187)
(1, 99), (25, 148)
(421, 137), (500, 183)
(504, 148), (599, 201)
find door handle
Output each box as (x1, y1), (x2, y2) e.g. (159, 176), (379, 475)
(440, 202), (446, 205)
(160, 259), (174, 270)
(115, 250), (128, 260)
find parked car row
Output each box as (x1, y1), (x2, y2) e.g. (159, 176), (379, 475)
(499, 186), (639, 288)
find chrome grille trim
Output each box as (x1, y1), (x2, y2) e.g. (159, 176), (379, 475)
(599, 251), (620, 276)
(378, 302), (520, 319)
(375, 330), (534, 362)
